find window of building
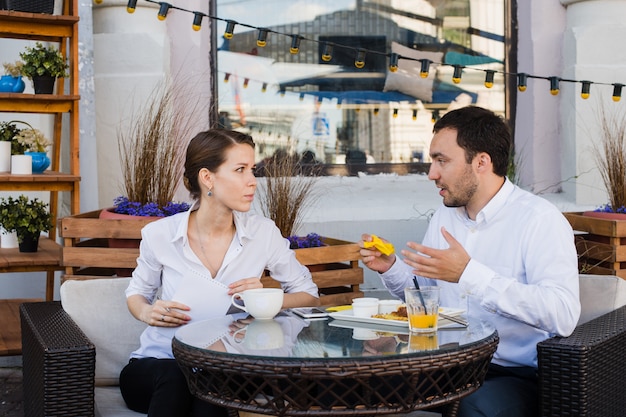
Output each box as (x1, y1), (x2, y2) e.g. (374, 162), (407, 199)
(215, 0), (506, 168)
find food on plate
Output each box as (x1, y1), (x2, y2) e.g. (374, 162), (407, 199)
(372, 305), (408, 321)
(363, 234), (395, 256)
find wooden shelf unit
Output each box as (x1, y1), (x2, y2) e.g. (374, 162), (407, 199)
(0, 2), (80, 315)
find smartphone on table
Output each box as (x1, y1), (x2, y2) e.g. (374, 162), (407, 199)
(292, 307), (329, 319)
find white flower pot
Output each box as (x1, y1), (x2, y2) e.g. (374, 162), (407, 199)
(0, 229), (19, 249)
(0, 141), (10, 172)
(11, 154), (32, 175)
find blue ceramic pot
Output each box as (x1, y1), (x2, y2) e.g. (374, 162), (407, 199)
(0, 75), (26, 93)
(24, 151), (50, 174)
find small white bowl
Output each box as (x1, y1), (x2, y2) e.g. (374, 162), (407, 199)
(378, 299), (402, 314)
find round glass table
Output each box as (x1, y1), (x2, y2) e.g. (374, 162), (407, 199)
(173, 310), (498, 417)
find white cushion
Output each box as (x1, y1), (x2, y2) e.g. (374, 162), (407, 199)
(382, 42), (443, 102)
(578, 274), (626, 325)
(60, 278), (147, 386)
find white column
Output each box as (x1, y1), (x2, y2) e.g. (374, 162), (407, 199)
(515, 0), (566, 194)
(560, 0), (626, 206)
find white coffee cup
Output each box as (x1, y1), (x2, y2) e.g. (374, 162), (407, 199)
(230, 288), (284, 320)
(233, 319), (284, 350)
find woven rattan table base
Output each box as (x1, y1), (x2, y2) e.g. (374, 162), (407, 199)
(174, 332), (498, 417)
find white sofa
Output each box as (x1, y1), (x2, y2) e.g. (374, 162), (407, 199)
(20, 274), (626, 417)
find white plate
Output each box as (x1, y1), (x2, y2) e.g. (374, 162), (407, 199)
(328, 307), (465, 328)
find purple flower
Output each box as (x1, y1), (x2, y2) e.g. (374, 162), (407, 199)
(594, 204), (626, 214)
(113, 196), (190, 217)
(288, 233), (324, 249)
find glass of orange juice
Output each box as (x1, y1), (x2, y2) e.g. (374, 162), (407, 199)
(408, 333), (439, 352)
(404, 286), (440, 333)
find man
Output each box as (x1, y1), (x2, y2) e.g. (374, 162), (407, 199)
(360, 106), (580, 417)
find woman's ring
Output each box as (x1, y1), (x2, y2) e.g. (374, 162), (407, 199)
(165, 307), (171, 313)
(160, 315), (165, 321)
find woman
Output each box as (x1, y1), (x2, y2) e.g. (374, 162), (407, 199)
(119, 129), (320, 417)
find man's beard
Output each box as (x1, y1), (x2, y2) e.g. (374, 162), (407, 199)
(441, 165), (478, 207)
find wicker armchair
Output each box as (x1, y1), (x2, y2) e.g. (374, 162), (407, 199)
(537, 305), (626, 417)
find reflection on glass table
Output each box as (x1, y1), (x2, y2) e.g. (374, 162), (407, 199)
(173, 310), (498, 416)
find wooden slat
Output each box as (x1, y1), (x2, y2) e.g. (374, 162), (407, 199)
(0, 298), (41, 355)
(60, 209), (158, 239)
(62, 246), (139, 269)
(564, 212), (626, 237)
(295, 239), (361, 265)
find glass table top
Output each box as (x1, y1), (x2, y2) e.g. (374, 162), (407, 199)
(174, 309), (496, 360)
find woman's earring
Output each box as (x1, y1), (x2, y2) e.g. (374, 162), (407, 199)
(207, 189), (213, 197)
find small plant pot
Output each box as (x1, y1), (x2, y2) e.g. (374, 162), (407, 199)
(18, 232), (40, 253)
(25, 151), (50, 173)
(32, 75), (56, 94)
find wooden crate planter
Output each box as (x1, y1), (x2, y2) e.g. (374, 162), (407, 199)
(262, 237), (364, 307)
(564, 212), (626, 279)
(60, 210), (363, 305)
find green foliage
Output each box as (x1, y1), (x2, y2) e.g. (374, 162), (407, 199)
(0, 195), (52, 242)
(19, 42), (68, 79)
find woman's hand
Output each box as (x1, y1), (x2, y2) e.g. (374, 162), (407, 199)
(227, 277), (263, 295)
(130, 295), (191, 327)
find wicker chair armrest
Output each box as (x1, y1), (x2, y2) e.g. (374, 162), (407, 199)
(537, 304), (626, 417)
(20, 301), (96, 417)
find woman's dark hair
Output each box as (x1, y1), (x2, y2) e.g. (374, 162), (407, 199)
(183, 129), (255, 199)
(433, 106), (512, 177)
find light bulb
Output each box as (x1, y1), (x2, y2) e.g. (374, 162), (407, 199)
(257, 29), (269, 47)
(157, 2), (170, 21)
(126, 0), (137, 13)
(452, 65), (463, 84)
(581, 81), (591, 99)
(549, 76), (559, 96)
(517, 73), (528, 92)
(420, 60), (431, 78)
(290, 35), (302, 55)
(224, 20), (236, 40)
(389, 53), (399, 72)
(192, 12), (203, 31)
(321, 43), (333, 62)
(484, 70), (495, 88)
(354, 49), (366, 69)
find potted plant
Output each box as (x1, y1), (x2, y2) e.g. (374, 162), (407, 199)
(0, 61), (25, 93)
(13, 123), (52, 173)
(565, 105), (626, 278)
(0, 195), (53, 252)
(19, 42), (69, 94)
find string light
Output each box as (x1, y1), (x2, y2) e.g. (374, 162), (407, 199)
(612, 83), (623, 102)
(192, 12), (203, 31)
(393, 108), (398, 118)
(157, 2), (170, 21)
(389, 53), (399, 72)
(243, 78), (249, 88)
(126, 0), (626, 103)
(419, 59), (431, 78)
(484, 70), (495, 88)
(373, 108), (379, 115)
(223, 73), (230, 83)
(321, 43), (333, 62)
(354, 49), (366, 69)
(452, 65), (463, 84)
(581, 81), (591, 99)
(126, 0), (137, 13)
(224, 20), (236, 39)
(549, 76), (560, 96)
(412, 109), (418, 120)
(431, 110), (440, 123)
(517, 73), (528, 92)
(290, 35), (303, 54)
(261, 82), (267, 93)
(257, 28), (269, 47)
(299, 93), (305, 101)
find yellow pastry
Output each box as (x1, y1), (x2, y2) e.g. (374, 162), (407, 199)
(363, 234), (395, 256)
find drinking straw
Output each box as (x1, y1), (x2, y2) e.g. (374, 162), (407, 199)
(412, 276), (428, 311)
